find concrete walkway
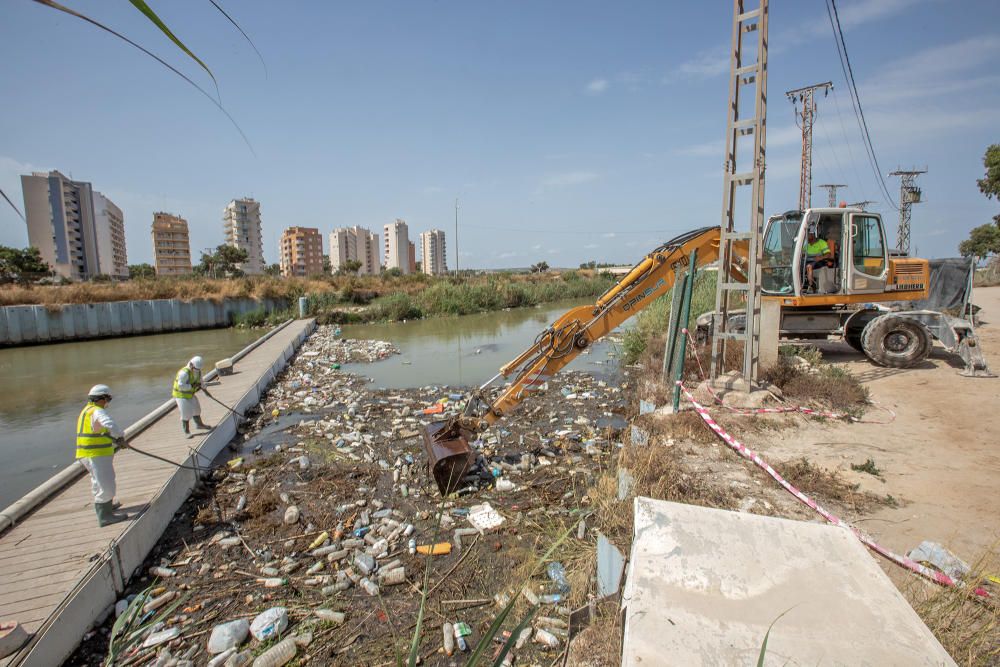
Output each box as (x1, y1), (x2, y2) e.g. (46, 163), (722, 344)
(0, 319), (314, 666)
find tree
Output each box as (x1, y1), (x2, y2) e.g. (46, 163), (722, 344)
(322, 254), (332, 274)
(978, 144), (1000, 226)
(0, 246), (52, 284)
(383, 266), (403, 278)
(530, 261), (549, 273)
(195, 244), (249, 278)
(128, 263), (156, 280)
(959, 224), (1000, 259)
(263, 263), (282, 276)
(337, 259), (363, 276)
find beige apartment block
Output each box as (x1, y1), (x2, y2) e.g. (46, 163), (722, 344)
(21, 170), (127, 280)
(383, 219), (410, 274)
(224, 198), (265, 275)
(151, 212), (192, 276)
(279, 226), (324, 277)
(419, 229), (447, 275)
(329, 225), (380, 275)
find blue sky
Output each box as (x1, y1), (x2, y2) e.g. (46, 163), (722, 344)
(1, 0), (998, 269)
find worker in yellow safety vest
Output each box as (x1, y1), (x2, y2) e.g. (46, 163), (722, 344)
(76, 384), (129, 527)
(172, 356), (213, 436)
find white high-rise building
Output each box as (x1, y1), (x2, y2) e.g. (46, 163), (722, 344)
(223, 198), (265, 275)
(383, 219), (410, 274)
(420, 229), (447, 275)
(329, 226), (380, 275)
(21, 170), (127, 280)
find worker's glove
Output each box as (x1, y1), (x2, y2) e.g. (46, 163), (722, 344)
(114, 437), (128, 451)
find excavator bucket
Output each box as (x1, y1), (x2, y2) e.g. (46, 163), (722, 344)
(421, 420), (476, 495)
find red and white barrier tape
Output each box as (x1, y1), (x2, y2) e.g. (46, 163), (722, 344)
(679, 328), (896, 424)
(676, 381), (988, 597)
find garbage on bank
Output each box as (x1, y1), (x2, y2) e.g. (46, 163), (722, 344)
(71, 325), (631, 665)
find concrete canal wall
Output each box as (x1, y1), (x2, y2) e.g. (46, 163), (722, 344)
(0, 297), (286, 346)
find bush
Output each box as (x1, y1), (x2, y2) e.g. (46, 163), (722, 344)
(371, 292), (423, 321)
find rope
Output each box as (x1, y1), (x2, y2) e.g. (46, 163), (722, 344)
(125, 443), (204, 471)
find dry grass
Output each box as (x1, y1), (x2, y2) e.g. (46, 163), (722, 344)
(773, 457), (888, 514)
(567, 604), (623, 667)
(0, 269), (609, 307)
(905, 549), (1000, 666)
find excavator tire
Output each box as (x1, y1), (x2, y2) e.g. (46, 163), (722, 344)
(844, 333), (865, 352)
(860, 314), (931, 368)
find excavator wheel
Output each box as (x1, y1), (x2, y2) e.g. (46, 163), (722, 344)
(861, 314), (931, 368)
(844, 333), (864, 353)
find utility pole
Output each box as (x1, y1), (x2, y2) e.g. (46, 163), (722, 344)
(785, 82), (833, 210)
(818, 183), (847, 208)
(889, 168), (927, 255)
(454, 198), (459, 276)
(710, 0), (768, 387)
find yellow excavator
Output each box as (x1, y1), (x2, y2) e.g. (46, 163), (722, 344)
(422, 206), (991, 493)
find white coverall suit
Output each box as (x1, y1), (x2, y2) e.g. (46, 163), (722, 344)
(79, 406), (123, 503)
(173, 366), (202, 421)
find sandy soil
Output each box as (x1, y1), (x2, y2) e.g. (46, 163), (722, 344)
(753, 285), (1000, 568)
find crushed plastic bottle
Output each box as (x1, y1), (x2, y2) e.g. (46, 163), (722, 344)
(149, 566), (176, 578)
(250, 636), (296, 667)
(442, 622), (455, 656)
(283, 506), (300, 525)
(533, 627), (560, 648)
(314, 609), (346, 625)
(547, 561), (570, 593)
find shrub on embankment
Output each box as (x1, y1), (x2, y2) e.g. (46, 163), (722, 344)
(621, 271), (718, 365)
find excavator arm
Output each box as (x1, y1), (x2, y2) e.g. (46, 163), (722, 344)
(422, 225), (741, 494)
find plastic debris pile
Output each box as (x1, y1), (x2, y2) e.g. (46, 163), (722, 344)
(70, 327), (630, 666)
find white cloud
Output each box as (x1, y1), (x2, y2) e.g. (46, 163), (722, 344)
(497, 251), (519, 259)
(585, 78), (609, 95)
(584, 243), (599, 249)
(602, 232), (617, 239)
(666, 49), (729, 81)
(547, 248), (560, 255)
(539, 171), (599, 188)
(531, 244), (542, 251)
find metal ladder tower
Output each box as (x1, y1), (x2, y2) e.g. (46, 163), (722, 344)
(710, 0), (769, 386)
(889, 168), (926, 255)
(785, 82), (832, 211)
(818, 183), (847, 208)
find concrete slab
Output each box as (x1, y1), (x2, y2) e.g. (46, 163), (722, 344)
(621, 497), (955, 666)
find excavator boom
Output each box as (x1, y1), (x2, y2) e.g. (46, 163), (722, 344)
(422, 226), (735, 494)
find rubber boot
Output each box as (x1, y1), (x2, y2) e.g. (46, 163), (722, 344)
(193, 415), (212, 430)
(95, 501), (128, 527)
(182, 420), (190, 436)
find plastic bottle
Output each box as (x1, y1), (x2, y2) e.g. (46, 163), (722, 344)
(283, 506), (300, 525)
(250, 636), (296, 667)
(533, 628), (560, 648)
(314, 609), (346, 625)
(547, 562), (570, 593)
(149, 566), (176, 578)
(250, 607), (288, 641)
(378, 567), (406, 586)
(442, 622), (455, 656)
(359, 578), (379, 596)
(307, 531), (329, 550)
(453, 621), (471, 652)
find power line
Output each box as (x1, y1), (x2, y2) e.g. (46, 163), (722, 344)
(830, 89), (872, 205)
(825, 0), (898, 210)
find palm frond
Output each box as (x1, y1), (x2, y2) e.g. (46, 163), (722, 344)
(0, 187), (26, 222)
(127, 0), (219, 99)
(207, 0), (267, 77)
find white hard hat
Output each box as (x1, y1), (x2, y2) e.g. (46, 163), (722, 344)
(89, 384), (112, 399)
(190, 356), (203, 370)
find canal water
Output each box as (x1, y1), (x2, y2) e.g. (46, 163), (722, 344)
(340, 298), (626, 388)
(0, 299), (626, 508)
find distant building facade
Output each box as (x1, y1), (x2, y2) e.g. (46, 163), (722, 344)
(279, 226), (324, 277)
(408, 241), (416, 274)
(223, 198), (265, 275)
(419, 229), (447, 275)
(21, 170), (127, 280)
(383, 219), (410, 274)
(151, 212), (192, 276)
(329, 226), (380, 275)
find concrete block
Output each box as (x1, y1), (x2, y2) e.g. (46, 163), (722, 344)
(32, 305), (50, 341)
(621, 497), (955, 666)
(760, 298), (781, 370)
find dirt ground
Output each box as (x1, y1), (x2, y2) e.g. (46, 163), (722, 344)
(752, 285), (1000, 569)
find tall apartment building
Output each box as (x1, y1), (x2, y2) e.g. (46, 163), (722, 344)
(21, 170), (127, 280)
(223, 198), (265, 275)
(279, 226), (324, 277)
(151, 212), (192, 276)
(408, 242), (416, 274)
(383, 219), (410, 274)
(329, 225), (380, 275)
(420, 229), (448, 275)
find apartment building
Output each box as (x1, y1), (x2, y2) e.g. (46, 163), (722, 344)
(151, 212), (192, 276)
(383, 219), (410, 274)
(279, 226), (324, 277)
(21, 170), (127, 280)
(408, 241), (416, 274)
(420, 229), (448, 275)
(330, 226), (380, 275)
(223, 198), (265, 275)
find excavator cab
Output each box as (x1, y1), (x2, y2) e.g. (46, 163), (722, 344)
(761, 207), (926, 305)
